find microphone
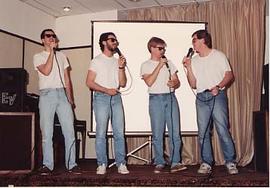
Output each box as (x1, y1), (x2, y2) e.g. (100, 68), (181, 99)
(53, 48), (60, 55)
(53, 38), (60, 52)
(162, 55), (169, 69)
(162, 55), (171, 80)
(115, 48), (122, 56)
(186, 48), (194, 58)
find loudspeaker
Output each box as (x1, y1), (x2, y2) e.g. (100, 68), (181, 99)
(261, 64), (269, 111)
(0, 68), (27, 112)
(0, 112), (35, 173)
(253, 111), (269, 173)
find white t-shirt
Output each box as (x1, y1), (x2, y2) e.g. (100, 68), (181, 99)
(33, 51), (69, 90)
(191, 49), (232, 93)
(140, 59), (178, 94)
(89, 53), (119, 89)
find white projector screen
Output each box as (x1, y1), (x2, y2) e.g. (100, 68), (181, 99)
(91, 21), (206, 135)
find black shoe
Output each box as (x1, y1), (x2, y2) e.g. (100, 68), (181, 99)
(38, 166), (52, 176)
(68, 166), (82, 175)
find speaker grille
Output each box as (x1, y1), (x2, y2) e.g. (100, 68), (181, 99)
(0, 68), (27, 112)
(0, 112), (34, 173)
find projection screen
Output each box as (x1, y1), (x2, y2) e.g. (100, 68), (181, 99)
(91, 21), (206, 135)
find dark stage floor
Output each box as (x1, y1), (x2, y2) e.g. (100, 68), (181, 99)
(0, 160), (268, 187)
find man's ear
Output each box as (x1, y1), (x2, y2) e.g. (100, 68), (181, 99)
(202, 38), (206, 45)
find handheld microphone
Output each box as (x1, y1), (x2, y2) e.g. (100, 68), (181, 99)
(53, 48), (60, 55)
(53, 38), (60, 52)
(186, 48), (194, 58)
(115, 48), (122, 56)
(162, 55), (169, 69)
(162, 55), (171, 80)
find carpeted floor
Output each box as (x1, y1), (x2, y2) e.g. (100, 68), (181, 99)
(0, 160), (268, 187)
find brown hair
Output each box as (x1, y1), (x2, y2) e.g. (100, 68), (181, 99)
(192, 30), (212, 48)
(40, 29), (55, 39)
(99, 32), (116, 51)
(147, 37), (166, 53)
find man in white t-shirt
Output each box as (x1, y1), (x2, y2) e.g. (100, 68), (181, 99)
(141, 37), (187, 173)
(86, 32), (129, 175)
(183, 29), (238, 175)
(33, 29), (80, 175)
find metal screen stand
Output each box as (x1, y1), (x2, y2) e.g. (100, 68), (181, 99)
(108, 135), (152, 168)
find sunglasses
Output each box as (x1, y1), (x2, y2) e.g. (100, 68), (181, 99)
(106, 38), (118, 43)
(45, 34), (57, 38)
(154, 46), (166, 51)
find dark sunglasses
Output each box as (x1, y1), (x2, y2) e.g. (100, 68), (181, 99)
(154, 46), (166, 51)
(106, 38), (118, 43)
(44, 34), (57, 38)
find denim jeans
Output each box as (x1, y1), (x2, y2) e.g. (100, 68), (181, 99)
(93, 92), (126, 167)
(39, 88), (77, 170)
(149, 93), (182, 166)
(196, 90), (236, 165)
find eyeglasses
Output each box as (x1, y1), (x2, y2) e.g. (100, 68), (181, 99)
(153, 46), (166, 51)
(106, 38), (118, 43)
(45, 34), (57, 38)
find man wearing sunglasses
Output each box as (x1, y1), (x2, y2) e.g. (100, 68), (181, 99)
(140, 37), (187, 173)
(86, 32), (129, 175)
(33, 29), (80, 175)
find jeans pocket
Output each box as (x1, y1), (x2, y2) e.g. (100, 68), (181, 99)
(40, 89), (50, 96)
(149, 95), (155, 101)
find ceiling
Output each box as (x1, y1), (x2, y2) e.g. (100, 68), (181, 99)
(18, 0), (211, 18)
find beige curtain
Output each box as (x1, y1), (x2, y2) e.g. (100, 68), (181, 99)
(125, 0), (265, 166)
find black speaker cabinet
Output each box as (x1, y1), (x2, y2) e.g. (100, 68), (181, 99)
(0, 112), (35, 174)
(253, 111), (269, 173)
(0, 68), (27, 112)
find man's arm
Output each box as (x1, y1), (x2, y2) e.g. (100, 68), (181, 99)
(64, 68), (74, 105)
(183, 57), (196, 89)
(36, 52), (54, 76)
(210, 71), (234, 96)
(36, 42), (56, 76)
(86, 70), (118, 96)
(142, 61), (165, 87)
(118, 56), (127, 87)
(167, 73), (181, 89)
(217, 71), (234, 88)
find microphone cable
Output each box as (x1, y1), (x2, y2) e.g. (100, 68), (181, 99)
(182, 60), (217, 175)
(54, 51), (76, 170)
(182, 48), (214, 103)
(109, 95), (115, 163)
(115, 47), (133, 95)
(165, 61), (176, 167)
(54, 51), (66, 95)
(182, 58), (214, 103)
(118, 66), (134, 96)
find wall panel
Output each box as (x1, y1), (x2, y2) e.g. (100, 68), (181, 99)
(62, 47), (92, 157)
(24, 41), (43, 94)
(0, 32), (23, 68)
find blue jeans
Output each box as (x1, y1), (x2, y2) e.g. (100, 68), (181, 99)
(149, 93), (182, 167)
(39, 88), (77, 170)
(196, 90), (236, 166)
(93, 92), (126, 167)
